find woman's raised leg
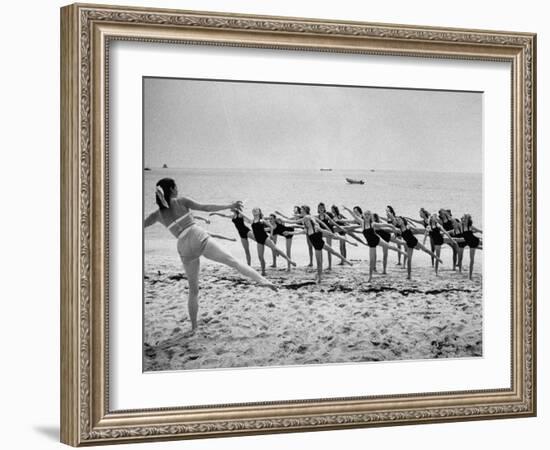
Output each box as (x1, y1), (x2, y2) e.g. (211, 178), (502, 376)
(264, 239), (296, 266)
(324, 244), (353, 266)
(415, 242), (444, 264)
(202, 238), (276, 290)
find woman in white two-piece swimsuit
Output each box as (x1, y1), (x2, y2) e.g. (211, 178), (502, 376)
(144, 178), (276, 332)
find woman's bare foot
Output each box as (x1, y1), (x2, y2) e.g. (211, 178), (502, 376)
(261, 281), (278, 291)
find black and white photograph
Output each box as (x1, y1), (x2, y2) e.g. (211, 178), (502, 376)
(142, 77), (483, 372)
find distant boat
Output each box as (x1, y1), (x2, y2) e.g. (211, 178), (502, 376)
(144, 167), (151, 171)
(320, 168), (333, 171)
(345, 177), (365, 185)
(370, 169), (375, 172)
(162, 164), (168, 169)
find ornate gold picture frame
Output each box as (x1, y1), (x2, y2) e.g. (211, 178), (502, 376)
(60, 3), (536, 446)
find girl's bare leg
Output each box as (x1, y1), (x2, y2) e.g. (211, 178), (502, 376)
(396, 242), (403, 265)
(202, 239), (276, 290)
(315, 250), (323, 283)
(435, 245), (442, 275)
(406, 247), (414, 280)
(326, 236), (333, 270)
(382, 246), (388, 274)
(257, 243), (266, 275)
(338, 238), (347, 265)
(378, 239), (408, 257)
(457, 248), (464, 273)
(368, 247), (376, 282)
(285, 238), (292, 271)
(240, 237), (251, 266)
(429, 236), (435, 267)
(265, 239), (296, 266)
(415, 242), (444, 264)
(307, 239), (314, 267)
(270, 235), (278, 268)
(469, 247), (476, 280)
(208, 232), (236, 242)
(324, 244), (353, 266)
(182, 258), (200, 331)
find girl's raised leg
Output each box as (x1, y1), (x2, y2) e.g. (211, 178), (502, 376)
(415, 242), (444, 264)
(265, 239), (296, 267)
(324, 244), (353, 266)
(202, 238), (276, 290)
(379, 239), (408, 258)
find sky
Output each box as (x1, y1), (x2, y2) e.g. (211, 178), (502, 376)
(143, 77), (482, 173)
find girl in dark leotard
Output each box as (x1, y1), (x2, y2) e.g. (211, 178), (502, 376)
(373, 213), (394, 276)
(209, 210), (255, 265)
(285, 210), (355, 284)
(406, 208), (434, 266)
(385, 205), (405, 266)
(250, 208), (296, 275)
(393, 217), (443, 280)
(317, 203), (336, 270)
(423, 214), (458, 275)
(268, 213), (296, 271)
(459, 214), (483, 280)
(438, 209), (460, 270)
(276, 206), (314, 267)
(344, 207), (407, 282)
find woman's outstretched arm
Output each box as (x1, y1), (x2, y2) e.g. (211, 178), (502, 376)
(144, 211), (159, 228)
(342, 206), (363, 224)
(179, 197), (242, 212)
(194, 215), (211, 224)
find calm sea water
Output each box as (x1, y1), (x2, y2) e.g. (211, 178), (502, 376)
(144, 168), (482, 265)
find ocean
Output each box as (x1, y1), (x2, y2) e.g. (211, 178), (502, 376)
(144, 168), (482, 269)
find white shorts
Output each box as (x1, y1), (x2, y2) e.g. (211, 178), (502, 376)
(176, 225), (210, 263)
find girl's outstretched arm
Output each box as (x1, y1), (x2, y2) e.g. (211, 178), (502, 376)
(144, 211), (159, 228)
(275, 210), (291, 220)
(194, 215), (211, 224)
(404, 216), (426, 226)
(342, 206), (363, 224)
(472, 226), (483, 233)
(208, 212), (233, 219)
(179, 197), (242, 213)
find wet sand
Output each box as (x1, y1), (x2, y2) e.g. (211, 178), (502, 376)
(143, 257), (482, 372)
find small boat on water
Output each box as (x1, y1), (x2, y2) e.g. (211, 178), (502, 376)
(346, 177), (365, 185)
(320, 168), (333, 171)
(162, 163), (168, 169)
(144, 167), (151, 171)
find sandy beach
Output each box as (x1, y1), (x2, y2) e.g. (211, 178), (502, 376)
(143, 255), (483, 372)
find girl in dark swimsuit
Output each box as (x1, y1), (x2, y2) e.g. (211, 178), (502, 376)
(209, 210), (255, 265)
(423, 214), (457, 275)
(459, 214), (483, 280)
(331, 205), (349, 264)
(393, 217), (443, 280)
(250, 208), (296, 275)
(276, 206), (314, 267)
(285, 211), (355, 284)
(406, 208), (434, 266)
(344, 207), (407, 282)
(267, 213), (296, 271)
(317, 202), (336, 270)
(438, 209), (460, 270)
(383, 205), (405, 266)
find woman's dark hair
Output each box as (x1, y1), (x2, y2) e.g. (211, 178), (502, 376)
(373, 213), (381, 222)
(318, 202), (326, 212)
(155, 178), (176, 209)
(386, 205), (396, 216)
(353, 206), (363, 215)
(293, 205), (302, 215)
(400, 216), (409, 227)
(420, 208), (430, 219)
(301, 205), (311, 214)
(331, 205), (341, 218)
